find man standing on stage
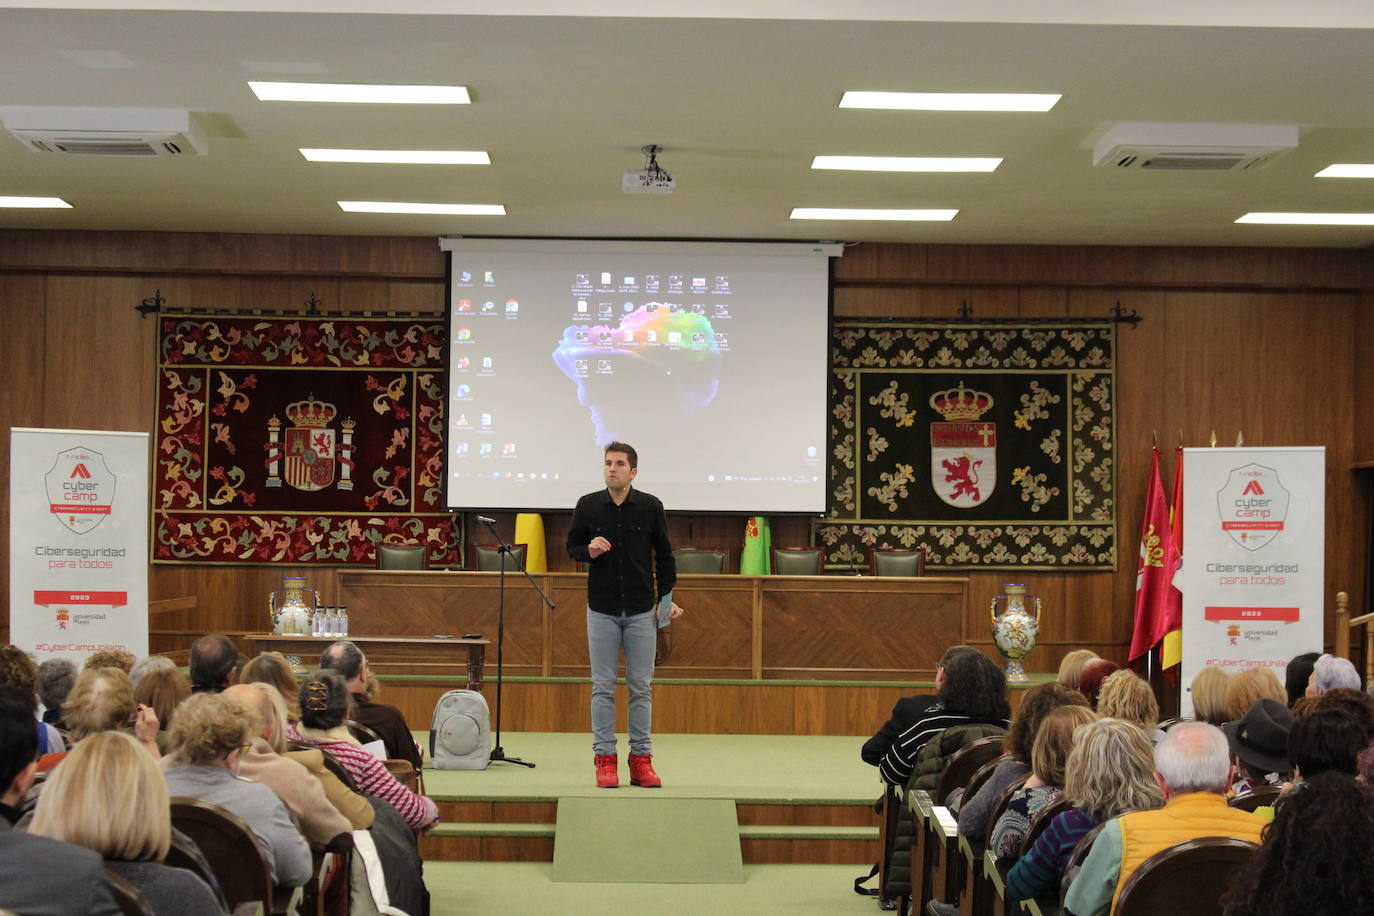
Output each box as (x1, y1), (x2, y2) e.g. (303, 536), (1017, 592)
(568, 441), (681, 788)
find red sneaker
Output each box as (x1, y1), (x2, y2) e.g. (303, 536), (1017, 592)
(628, 753), (662, 788)
(594, 753), (619, 788)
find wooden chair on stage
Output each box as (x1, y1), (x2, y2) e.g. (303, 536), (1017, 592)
(871, 547), (927, 577)
(1113, 837), (1259, 916)
(474, 542), (526, 571)
(674, 546), (728, 574)
(376, 542), (427, 570)
(771, 546), (823, 576)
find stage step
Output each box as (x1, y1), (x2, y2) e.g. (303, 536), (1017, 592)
(420, 819), (878, 865)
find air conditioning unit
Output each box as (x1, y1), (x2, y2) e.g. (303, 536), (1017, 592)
(0, 106), (208, 156)
(1093, 123), (1297, 171)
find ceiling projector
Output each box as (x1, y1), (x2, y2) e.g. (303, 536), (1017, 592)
(623, 144), (675, 194)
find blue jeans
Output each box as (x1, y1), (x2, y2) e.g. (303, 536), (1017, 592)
(587, 606), (656, 756)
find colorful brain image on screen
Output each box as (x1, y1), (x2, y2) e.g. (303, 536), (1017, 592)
(552, 303), (723, 445)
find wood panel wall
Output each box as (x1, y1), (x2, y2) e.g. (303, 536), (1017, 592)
(2, 230), (1371, 672)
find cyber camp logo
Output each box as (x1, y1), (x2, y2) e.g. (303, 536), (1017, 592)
(1215, 463), (1290, 552)
(45, 447), (116, 535)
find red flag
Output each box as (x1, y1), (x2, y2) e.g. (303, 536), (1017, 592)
(1160, 446), (1184, 673)
(1130, 448), (1182, 664)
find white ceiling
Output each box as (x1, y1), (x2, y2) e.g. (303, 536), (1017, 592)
(4, 3), (1374, 246)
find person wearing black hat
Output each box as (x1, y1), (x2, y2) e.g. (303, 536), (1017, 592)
(1223, 697), (1293, 795)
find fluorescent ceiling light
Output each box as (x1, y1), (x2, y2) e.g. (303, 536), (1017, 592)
(1237, 212), (1374, 225)
(1315, 164), (1374, 178)
(249, 81), (470, 104)
(338, 201), (505, 215)
(812, 156), (1001, 172)
(790, 207), (957, 221)
(0, 196), (71, 208)
(302, 149), (490, 165)
(839, 91), (1060, 112)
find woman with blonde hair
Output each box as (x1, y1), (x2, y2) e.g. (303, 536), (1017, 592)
(1226, 667), (1288, 722)
(162, 692), (311, 889)
(989, 705), (1098, 866)
(45, 667), (158, 771)
(1056, 649), (1099, 691)
(1004, 718), (1164, 901)
(1097, 669), (1162, 739)
(1189, 666), (1233, 725)
(239, 652), (301, 722)
(30, 730), (225, 915)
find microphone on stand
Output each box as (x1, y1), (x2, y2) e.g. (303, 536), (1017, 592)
(475, 515), (497, 526)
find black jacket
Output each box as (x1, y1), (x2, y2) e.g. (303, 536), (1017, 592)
(567, 487), (675, 614)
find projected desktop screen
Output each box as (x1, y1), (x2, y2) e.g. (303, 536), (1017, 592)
(440, 239), (837, 514)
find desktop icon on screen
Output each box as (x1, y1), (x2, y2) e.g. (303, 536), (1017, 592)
(458, 299), (473, 312)
(457, 328), (471, 340)
(506, 300), (519, 312)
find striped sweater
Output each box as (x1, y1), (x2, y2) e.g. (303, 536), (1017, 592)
(300, 737), (439, 830)
(878, 704), (1010, 786)
(1004, 806), (1102, 901)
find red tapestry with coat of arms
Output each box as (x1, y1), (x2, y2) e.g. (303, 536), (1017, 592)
(152, 312), (459, 566)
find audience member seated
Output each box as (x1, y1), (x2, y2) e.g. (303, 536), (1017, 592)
(0, 685), (121, 916)
(162, 692), (312, 888)
(83, 648), (136, 673)
(1308, 686), (1374, 736)
(30, 730), (226, 916)
(1306, 653), (1362, 697)
(1062, 721), (1263, 916)
(318, 640), (422, 768)
(134, 665), (191, 750)
(128, 654), (176, 691)
(1223, 666), (1288, 723)
(295, 671), (440, 832)
(48, 667), (159, 772)
(223, 682), (358, 843)
(990, 705), (1097, 866)
(189, 634), (240, 694)
(1056, 649), (1100, 692)
(1096, 670), (1162, 741)
(958, 681), (1089, 841)
(1284, 650), (1321, 706)
(1220, 771), (1374, 916)
(1187, 665), (1233, 726)
(240, 652), (302, 722)
(37, 657), (76, 727)
(0, 645), (63, 756)
(1284, 704), (1370, 795)
(863, 645), (979, 768)
(1076, 659), (1120, 710)
(1222, 697), (1292, 796)
(1005, 718), (1163, 902)
(878, 646), (1011, 787)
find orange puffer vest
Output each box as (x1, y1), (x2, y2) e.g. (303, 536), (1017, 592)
(1111, 791), (1264, 909)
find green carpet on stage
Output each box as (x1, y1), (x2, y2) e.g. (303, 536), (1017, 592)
(552, 797), (745, 884)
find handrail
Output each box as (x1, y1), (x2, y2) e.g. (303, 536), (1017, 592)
(1333, 590), (1374, 685)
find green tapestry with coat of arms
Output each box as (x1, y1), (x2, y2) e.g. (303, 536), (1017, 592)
(817, 321), (1117, 571)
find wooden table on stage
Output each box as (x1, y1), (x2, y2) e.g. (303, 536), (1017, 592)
(246, 633), (489, 690)
(333, 571), (968, 681)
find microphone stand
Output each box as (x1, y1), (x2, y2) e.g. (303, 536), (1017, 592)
(478, 516), (552, 769)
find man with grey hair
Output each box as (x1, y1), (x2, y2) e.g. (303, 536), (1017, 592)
(36, 658), (76, 726)
(319, 640), (421, 768)
(1064, 722), (1264, 915)
(1305, 653), (1362, 697)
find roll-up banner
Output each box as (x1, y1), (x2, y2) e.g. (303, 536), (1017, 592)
(1180, 446), (1324, 717)
(9, 428), (149, 664)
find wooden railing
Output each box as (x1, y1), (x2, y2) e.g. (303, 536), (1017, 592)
(1331, 591), (1374, 683)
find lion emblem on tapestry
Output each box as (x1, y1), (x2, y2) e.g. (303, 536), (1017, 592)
(819, 322), (1116, 571)
(152, 312), (459, 566)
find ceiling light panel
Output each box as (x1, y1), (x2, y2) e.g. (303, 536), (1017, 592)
(1237, 212), (1374, 225)
(338, 201), (505, 215)
(249, 82), (470, 104)
(0, 196), (71, 208)
(839, 91), (1060, 112)
(790, 207), (957, 221)
(1315, 164), (1374, 178)
(301, 149), (490, 164)
(812, 156), (1001, 172)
